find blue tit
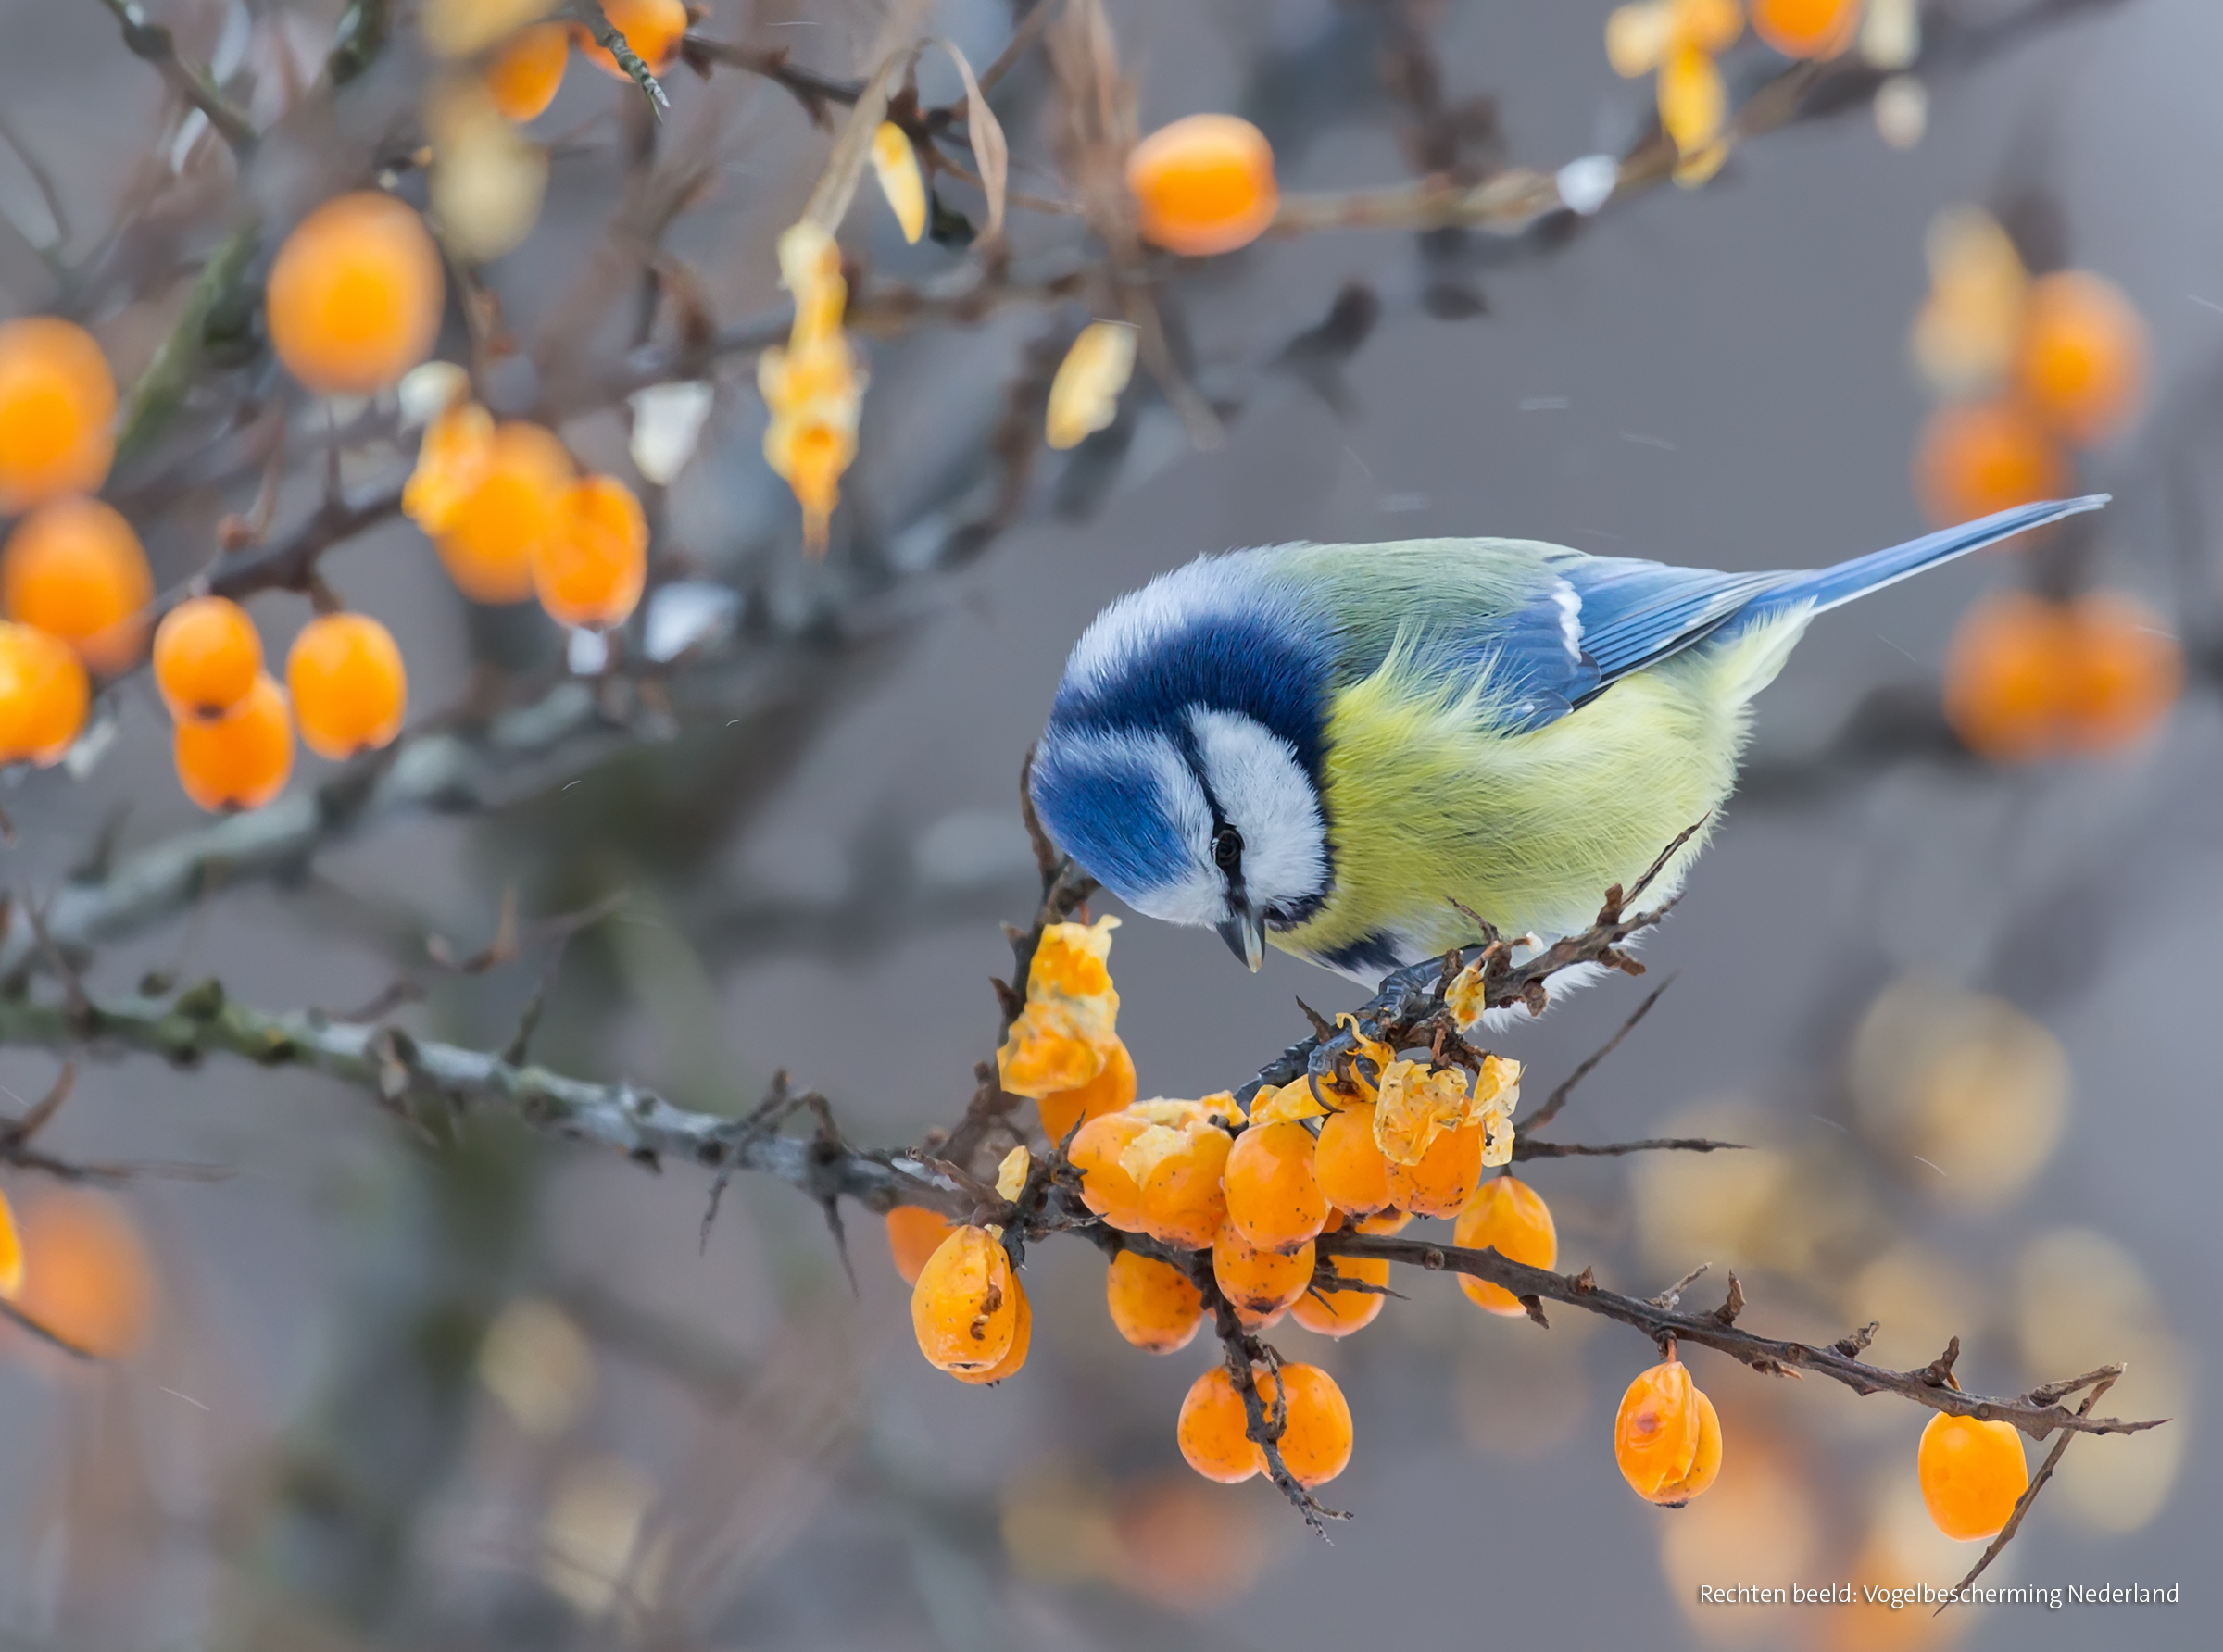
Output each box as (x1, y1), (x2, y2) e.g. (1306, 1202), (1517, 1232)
(1028, 494), (2104, 981)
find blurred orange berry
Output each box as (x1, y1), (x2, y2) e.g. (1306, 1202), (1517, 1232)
(153, 595), (262, 720)
(0, 1187), (20, 1297)
(2, 495), (152, 674)
(0, 620), (89, 767)
(1750, 0), (1863, 59)
(435, 419), (575, 605)
(173, 672), (294, 811)
(1313, 1100), (1394, 1216)
(2016, 270), (2148, 448)
(1111, 1474), (1268, 1610)
(1038, 1035), (1137, 1145)
(1178, 1366), (1265, 1483)
(287, 612), (408, 760)
(1453, 1174), (1559, 1315)
(0, 317), (117, 512)
(1223, 1120), (1327, 1254)
(1289, 1253), (1388, 1337)
(1913, 397), (2069, 530)
(1257, 1361), (1353, 1487)
(1105, 1249), (1204, 1353)
(403, 399), (496, 536)
(910, 1224), (1022, 1376)
(1614, 1357), (1724, 1506)
(575, 0), (686, 79)
(1917, 1411), (2028, 1541)
(266, 192), (446, 396)
(885, 1205), (959, 1286)
(1126, 114), (1279, 257)
(1942, 590), (2180, 761)
(1384, 1120), (1486, 1219)
(8, 1188), (155, 1358)
(2056, 592), (2182, 752)
(1212, 1220), (1313, 1326)
(486, 22), (571, 121)
(949, 1279), (1031, 1385)
(1072, 1110), (1150, 1233)
(534, 474), (647, 629)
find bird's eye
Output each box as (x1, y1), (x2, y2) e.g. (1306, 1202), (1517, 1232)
(1212, 825), (1244, 871)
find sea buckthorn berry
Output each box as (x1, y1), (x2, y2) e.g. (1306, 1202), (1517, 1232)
(0, 317), (117, 511)
(1385, 1120), (1485, 1219)
(1072, 1111), (1150, 1232)
(153, 595), (262, 720)
(1128, 1115), (1232, 1250)
(576, 0), (687, 79)
(2017, 270), (2147, 448)
(1105, 1250), (1205, 1353)
(404, 399), (496, 535)
(1453, 1174), (1559, 1316)
(1917, 1411), (2029, 1541)
(1038, 1035), (1137, 1146)
(1941, 591), (2181, 762)
(1351, 1207), (1412, 1234)
(1256, 1362), (1354, 1487)
(2, 497), (153, 675)
(1289, 1253), (1388, 1337)
(1314, 1101), (1394, 1215)
(486, 22), (570, 122)
(1178, 1366), (1265, 1483)
(173, 673), (294, 811)
(435, 419), (575, 604)
(287, 612), (408, 760)
(1750, 0), (1863, 59)
(8, 1189), (154, 1358)
(1212, 1220), (1313, 1325)
(950, 1278), (1031, 1385)
(265, 192), (446, 395)
(0, 1187), (20, 1297)
(1224, 1120), (1328, 1253)
(1913, 397), (2068, 530)
(1614, 1357), (1725, 1506)
(2057, 592), (2180, 753)
(1111, 1475), (1269, 1610)
(910, 1225), (1021, 1375)
(534, 474), (647, 629)
(1126, 114), (1280, 257)
(885, 1205), (958, 1286)
(0, 621), (89, 767)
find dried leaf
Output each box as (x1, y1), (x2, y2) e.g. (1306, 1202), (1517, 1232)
(931, 38), (1010, 244)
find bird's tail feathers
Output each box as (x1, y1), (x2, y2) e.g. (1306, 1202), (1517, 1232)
(1751, 495), (2109, 619)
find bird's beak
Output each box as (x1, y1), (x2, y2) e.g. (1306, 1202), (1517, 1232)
(1216, 903), (1266, 973)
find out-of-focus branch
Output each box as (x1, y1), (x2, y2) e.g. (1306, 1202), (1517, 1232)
(114, 218), (262, 466)
(571, 0), (671, 113)
(97, 0), (258, 156)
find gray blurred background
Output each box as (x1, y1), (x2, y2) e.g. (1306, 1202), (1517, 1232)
(0, 1), (2215, 1648)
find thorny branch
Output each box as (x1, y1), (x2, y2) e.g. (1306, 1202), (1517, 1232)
(97, 0), (258, 156)
(571, 1), (672, 114)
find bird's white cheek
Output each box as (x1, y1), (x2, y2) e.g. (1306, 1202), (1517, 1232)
(1121, 868), (1225, 929)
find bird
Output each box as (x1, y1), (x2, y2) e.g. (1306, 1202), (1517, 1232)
(1028, 494), (2105, 983)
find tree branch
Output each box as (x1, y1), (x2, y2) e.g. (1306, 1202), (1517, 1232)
(98, 0), (258, 156)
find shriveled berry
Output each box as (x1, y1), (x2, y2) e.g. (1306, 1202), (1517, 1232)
(173, 673), (294, 810)
(0, 317), (116, 511)
(265, 192), (446, 395)
(910, 1224), (1021, 1375)
(153, 595), (262, 720)
(1453, 1174), (1559, 1315)
(1614, 1357), (1724, 1506)
(0, 620), (89, 766)
(287, 612), (408, 759)
(1384, 1120), (1485, 1219)
(1037, 1035), (1137, 1145)
(1918, 1411), (2028, 1541)
(1105, 1249), (1204, 1354)
(1224, 1120), (1327, 1254)
(885, 1205), (958, 1286)
(2, 496), (153, 674)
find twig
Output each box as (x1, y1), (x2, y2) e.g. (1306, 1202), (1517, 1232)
(1523, 974), (1674, 1133)
(1938, 1374), (2120, 1610)
(571, 0), (671, 114)
(97, 0), (258, 155)
(1512, 1134), (1744, 1160)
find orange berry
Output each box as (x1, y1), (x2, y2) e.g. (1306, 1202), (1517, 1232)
(2057, 591), (2180, 753)
(1917, 1411), (2028, 1541)
(1913, 398), (2069, 530)
(0, 620), (89, 766)
(1749, 0), (1863, 59)
(404, 399), (496, 535)
(7, 1188), (155, 1358)
(1, 496), (152, 674)
(173, 672), (294, 810)
(1224, 1120), (1327, 1253)
(885, 1205), (958, 1286)
(1038, 1035), (1137, 1145)
(1257, 1361), (1353, 1487)
(1350, 1207), (1412, 1234)
(286, 612), (407, 760)
(0, 1187), (19, 1297)
(1111, 1475), (1268, 1610)
(1384, 1120), (1485, 1219)
(1313, 1100), (1394, 1215)
(486, 22), (571, 122)
(0, 317), (117, 511)
(910, 1224), (1022, 1375)
(2017, 270), (2147, 448)
(949, 1277), (1031, 1385)
(1212, 1220), (1313, 1326)
(1453, 1175), (1559, 1315)
(1072, 1111), (1150, 1232)
(1133, 1120), (1232, 1250)
(433, 419), (575, 604)
(1127, 114), (1280, 257)
(265, 192), (446, 395)
(1177, 1366), (1265, 1483)
(1289, 1253), (1388, 1337)
(534, 474), (647, 629)
(1105, 1249), (1204, 1353)
(575, 0), (687, 80)
(152, 595), (262, 720)
(1614, 1358), (1725, 1506)
(1942, 590), (2181, 761)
